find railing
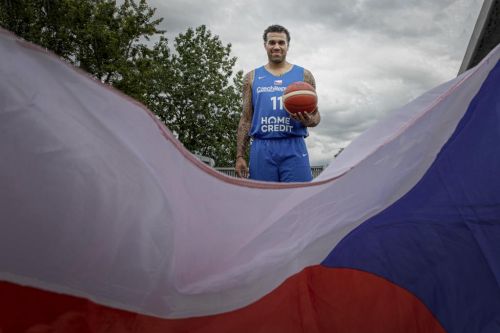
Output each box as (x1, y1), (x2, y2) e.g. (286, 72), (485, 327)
(215, 166), (326, 179)
(215, 167), (238, 178)
(311, 166), (326, 178)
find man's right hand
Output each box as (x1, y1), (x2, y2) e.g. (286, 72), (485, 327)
(235, 157), (249, 178)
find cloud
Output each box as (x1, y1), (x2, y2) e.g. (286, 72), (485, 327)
(146, 0), (482, 165)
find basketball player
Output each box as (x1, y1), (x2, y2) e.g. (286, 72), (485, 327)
(235, 25), (320, 182)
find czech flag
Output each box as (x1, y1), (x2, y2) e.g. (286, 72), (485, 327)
(1, 28), (499, 332)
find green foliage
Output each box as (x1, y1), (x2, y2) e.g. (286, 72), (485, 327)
(0, 0), (243, 166)
(161, 25), (243, 165)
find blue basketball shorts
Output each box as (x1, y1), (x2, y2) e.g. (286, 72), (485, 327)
(249, 137), (313, 182)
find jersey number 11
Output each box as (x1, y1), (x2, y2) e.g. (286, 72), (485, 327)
(271, 96), (283, 110)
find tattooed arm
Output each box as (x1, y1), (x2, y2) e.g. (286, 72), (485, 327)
(235, 71), (254, 178)
(293, 68), (321, 127)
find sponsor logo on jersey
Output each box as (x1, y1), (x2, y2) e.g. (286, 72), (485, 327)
(256, 86), (286, 93)
(260, 116), (293, 133)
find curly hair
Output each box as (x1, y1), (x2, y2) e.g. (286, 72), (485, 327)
(263, 25), (290, 44)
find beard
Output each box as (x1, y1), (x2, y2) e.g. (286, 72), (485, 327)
(268, 53), (286, 64)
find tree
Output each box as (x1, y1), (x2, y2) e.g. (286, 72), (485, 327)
(0, 0), (164, 100)
(0, 1), (243, 167)
(158, 25), (243, 166)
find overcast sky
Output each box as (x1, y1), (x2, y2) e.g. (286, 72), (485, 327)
(146, 0), (483, 166)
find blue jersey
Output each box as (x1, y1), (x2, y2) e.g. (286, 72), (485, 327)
(250, 65), (308, 139)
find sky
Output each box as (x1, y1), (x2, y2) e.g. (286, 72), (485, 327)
(146, 0), (483, 166)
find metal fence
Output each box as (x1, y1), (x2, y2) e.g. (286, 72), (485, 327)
(193, 154), (327, 179)
(215, 166), (325, 179)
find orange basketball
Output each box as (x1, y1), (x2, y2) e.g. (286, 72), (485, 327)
(282, 81), (317, 114)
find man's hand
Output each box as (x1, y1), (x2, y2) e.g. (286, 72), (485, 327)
(235, 157), (249, 178)
(287, 109), (318, 127)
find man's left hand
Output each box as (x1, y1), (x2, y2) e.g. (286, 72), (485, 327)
(288, 109), (316, 127)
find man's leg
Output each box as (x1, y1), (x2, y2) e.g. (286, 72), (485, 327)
(249, 139), (279, 182)
(279, 137), (313, 182)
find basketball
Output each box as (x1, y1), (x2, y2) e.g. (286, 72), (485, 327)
(282, 81), (317, 114)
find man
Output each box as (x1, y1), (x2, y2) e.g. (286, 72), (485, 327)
(235, 24), (320, 182)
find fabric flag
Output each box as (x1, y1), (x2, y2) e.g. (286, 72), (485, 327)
(0, 27), (499, 332)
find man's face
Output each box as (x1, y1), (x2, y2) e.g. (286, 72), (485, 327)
(264, 32), (288, 64)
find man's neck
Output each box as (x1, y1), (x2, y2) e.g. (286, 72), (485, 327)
(265, 61), (292, 77)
